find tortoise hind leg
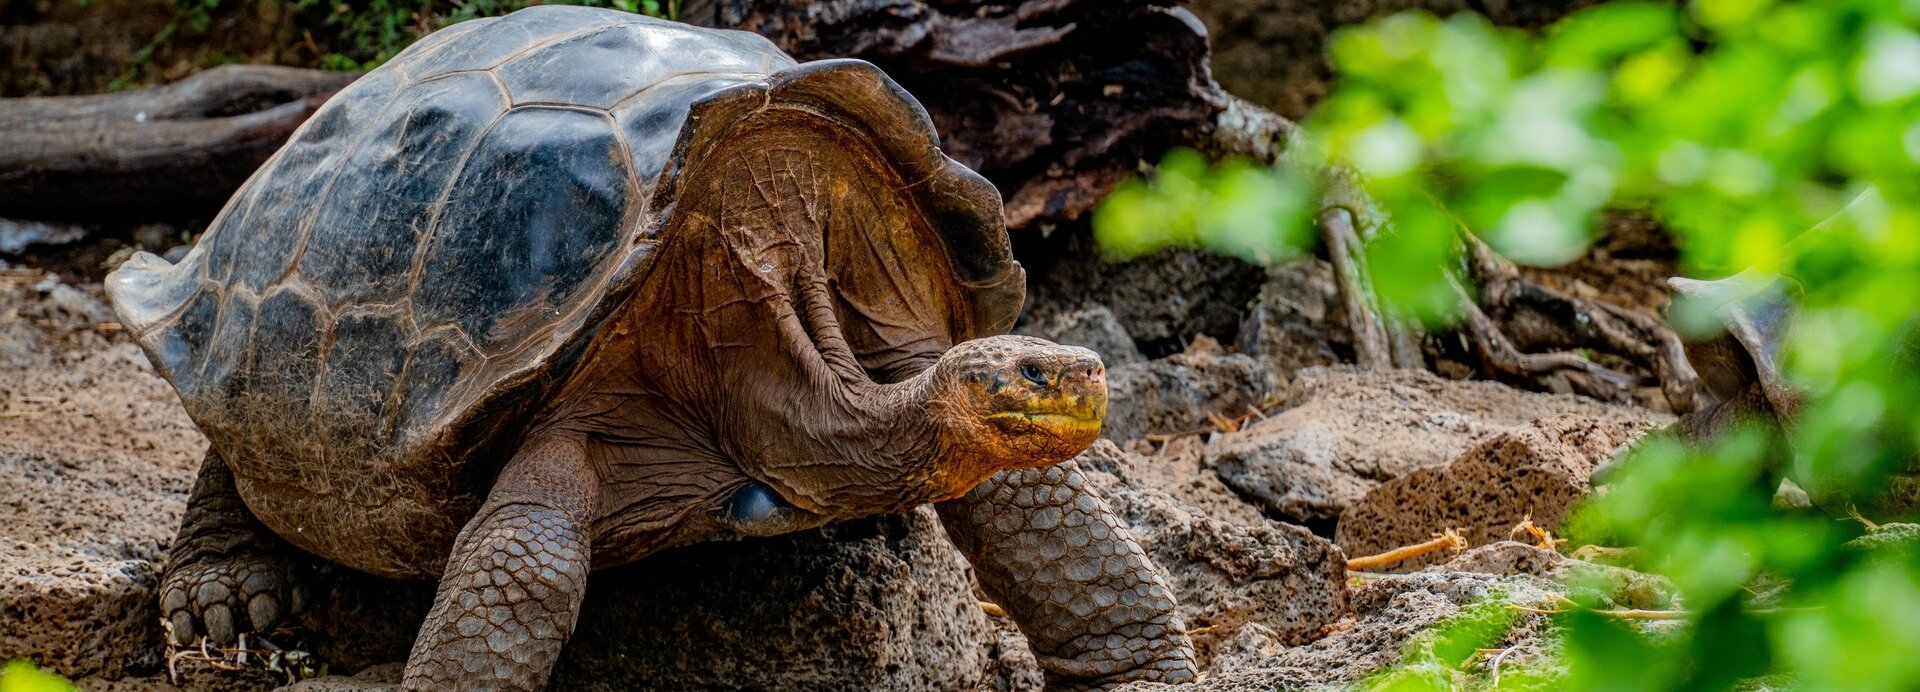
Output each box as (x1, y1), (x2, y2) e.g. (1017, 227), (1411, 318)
(937, 461), (1197, 687)
(161, 449), (310, 646)
(402, 435), (597, 691)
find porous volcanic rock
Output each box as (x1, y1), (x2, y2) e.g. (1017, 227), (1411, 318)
(1236, 259), (1350, 381)
(295, 509), (997, 691)
(1427, 541), (1677, 611)
(554, 508), (993, 690)
(1103, 337), (1280, 443)
(1025, 242), (1265, 357)
(0, 274), (202, 679)
(1208, 367), (1666, 526)
(1015, 301), (1146, 367)
(1125, 571), (1569, 690)
(1337, 415), (1664, 572)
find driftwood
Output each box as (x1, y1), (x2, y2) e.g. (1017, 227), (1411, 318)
(0, 65), (357, 222)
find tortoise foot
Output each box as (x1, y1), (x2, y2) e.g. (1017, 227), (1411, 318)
(161, 549), (308, 646)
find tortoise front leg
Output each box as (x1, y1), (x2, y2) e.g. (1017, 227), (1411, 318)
(403, 435), (598, 691)
(937, 460), (1197, 687)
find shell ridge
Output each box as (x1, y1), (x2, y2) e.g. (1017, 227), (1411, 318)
(395, 106), (512, 322)
(604, 70), (768, 113)
(270, 71), (417, 291)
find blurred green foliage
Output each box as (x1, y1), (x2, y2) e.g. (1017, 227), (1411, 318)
(0, 661), (72, 692)
(1097, 0), (1920, 689)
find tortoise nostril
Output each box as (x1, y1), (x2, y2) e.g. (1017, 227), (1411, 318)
(1088, 365), (1105, 384)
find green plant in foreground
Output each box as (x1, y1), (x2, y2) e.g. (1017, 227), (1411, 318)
(1098, 0), (1920, 689)
(0, 661), (72, 692)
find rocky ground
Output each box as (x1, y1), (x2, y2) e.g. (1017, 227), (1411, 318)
(0, 235), (1686, 689)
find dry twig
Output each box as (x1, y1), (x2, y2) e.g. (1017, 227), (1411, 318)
(1346, 528), (1468, 571)
(1509, 515), (1569, 552)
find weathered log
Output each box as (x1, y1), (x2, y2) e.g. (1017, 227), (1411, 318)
(0, 65), (357, 222)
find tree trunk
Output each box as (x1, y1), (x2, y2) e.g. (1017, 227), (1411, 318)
(0, 65), (357, 223)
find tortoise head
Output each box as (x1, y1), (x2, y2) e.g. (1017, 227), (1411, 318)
(923, 334), (1107, 497)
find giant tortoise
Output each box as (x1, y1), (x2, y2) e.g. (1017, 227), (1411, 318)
(106, 7), (1196, 689)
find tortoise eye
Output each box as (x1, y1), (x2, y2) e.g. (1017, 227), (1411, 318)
(1018, 364), (1049, 386)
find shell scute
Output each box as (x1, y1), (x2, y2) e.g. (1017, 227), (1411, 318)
(401, 7), (620, 82)
(412, 106), (633, 355)
(157, 286), (220, 391)
(392, 331), (476, 444)
(316, 309), (415, 453)
(210, 69), (408, 293)
(612, 78), (758, 186)
(244, 287), (327, 428)
(387, 16), (496, 74)
(195, 289), (260, 408)
(296, 72), (509, 307)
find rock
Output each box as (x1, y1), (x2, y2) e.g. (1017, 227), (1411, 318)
(281, 663), (402, 691)
(980, 614), (1046, 692)
(1428, 542), (1677, 611)
(1025, 241), (1265, 356)
(1132, 552), (1674, 691)
(1103, 337), (1279, 442)
(1337, 415), (1664, 572)
(1073, 441), (1348, 664)
(1015, 301), (1145, 367)
(1430, 541), (1567, 577)
(0, 219), (87, 255)
(1848, 523), (1920, 554)
(1132, 572), (1569, 690)
(0, 274), (997, 690)
(1236, 259), (1350, 381)
(1208, 367), (1667, 526)
(550, 508), (991, 690)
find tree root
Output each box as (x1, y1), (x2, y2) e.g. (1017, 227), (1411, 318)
(1459, 232), (1699, 412)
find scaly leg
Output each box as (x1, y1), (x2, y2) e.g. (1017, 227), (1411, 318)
(402, 435), (598, 691)
(938, 460), (1197, 688)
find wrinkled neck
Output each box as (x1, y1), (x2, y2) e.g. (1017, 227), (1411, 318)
(742, 367), (950, 517)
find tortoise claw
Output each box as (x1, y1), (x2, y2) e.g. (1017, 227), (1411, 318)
(161, 553), (303, 646)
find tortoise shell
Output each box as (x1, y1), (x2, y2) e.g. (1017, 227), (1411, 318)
(106, 6), (1023, 573)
